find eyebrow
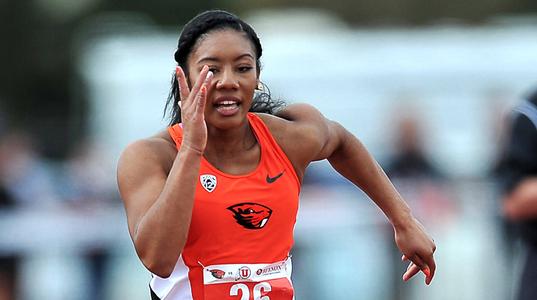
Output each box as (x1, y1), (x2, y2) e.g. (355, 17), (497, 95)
(197, 53), (255, 64)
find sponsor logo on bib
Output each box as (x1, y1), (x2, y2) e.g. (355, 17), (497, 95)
(202, 258), (292, 285)
(256, 261), (287, 277)
(209, 269), (225, 279)
(238, 266), (251, 280)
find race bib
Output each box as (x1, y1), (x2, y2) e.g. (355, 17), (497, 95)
(202, 258), (294, 300)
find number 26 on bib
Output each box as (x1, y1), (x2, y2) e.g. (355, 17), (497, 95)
(205, 278), (293, 300)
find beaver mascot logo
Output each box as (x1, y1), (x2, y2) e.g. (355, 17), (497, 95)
(209, 269), (225, 279)
(227, 203), (273, 229)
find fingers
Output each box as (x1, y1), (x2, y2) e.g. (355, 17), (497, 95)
(204, 70), (214, 90)
(421, 249), (436, 285)
(176, 65), (213, 114)
(414, 239), (437, 285)
(402, 262), (421, 282)
(410, 254), (426, 270)
(190, 66), (210, 102)
(402, 253), (435, 285)
(194, 71), (213, 114)
(176, 66), (190, 102)
(195, 86), (207, 115)
(410, 255), (431, 283)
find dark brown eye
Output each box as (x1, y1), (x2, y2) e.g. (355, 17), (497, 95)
(238, 66), (253, 73)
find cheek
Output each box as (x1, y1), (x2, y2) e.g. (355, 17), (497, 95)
(186, 74), (197, 89)
(242, 83), (256, 100)
(184, 64), (201, 88)
(244, 74), (258, 91)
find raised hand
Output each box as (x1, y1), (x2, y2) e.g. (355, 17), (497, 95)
(395, 217), (436, 285)
(175, 65), (213, 154)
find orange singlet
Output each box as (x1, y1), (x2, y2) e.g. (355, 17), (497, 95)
(150, 113), (300, 300)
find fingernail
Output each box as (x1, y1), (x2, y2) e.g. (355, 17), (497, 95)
(206, 71), (213, 80)
(423, 268), (430, 277)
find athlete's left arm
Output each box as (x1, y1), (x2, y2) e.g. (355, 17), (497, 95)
(276, 103), (437, 285)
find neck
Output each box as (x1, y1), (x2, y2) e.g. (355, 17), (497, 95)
(205, 119), (256, 158)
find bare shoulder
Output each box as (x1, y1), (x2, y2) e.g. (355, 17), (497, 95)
(117, 130), (177, 179)
(117, 130), (179, 236)
(257, 103), (327, 132)
(256, 103), (334, 176)
(274, 103), (327, 123)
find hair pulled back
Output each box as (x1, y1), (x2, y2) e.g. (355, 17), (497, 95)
(165, 10), (284, 124)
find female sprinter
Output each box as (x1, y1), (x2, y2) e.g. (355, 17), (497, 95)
(117, 10), (436, 300)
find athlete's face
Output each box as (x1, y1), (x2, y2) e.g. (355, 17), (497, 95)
(186, 29), (258, 130)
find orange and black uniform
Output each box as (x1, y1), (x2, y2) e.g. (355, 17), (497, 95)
(150, 113), (300, 300)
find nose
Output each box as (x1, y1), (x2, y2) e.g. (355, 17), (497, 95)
(215, 68), (239, 90)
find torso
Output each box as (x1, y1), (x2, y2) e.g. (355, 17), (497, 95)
(149, 113), (301, 300)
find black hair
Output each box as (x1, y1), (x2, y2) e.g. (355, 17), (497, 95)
(164, 10), (284, 125)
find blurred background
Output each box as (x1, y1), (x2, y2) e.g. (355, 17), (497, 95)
(1, 0), (537, 299)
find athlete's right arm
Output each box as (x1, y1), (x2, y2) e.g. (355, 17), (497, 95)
(117, 138), (202, 278)
(117, 66), (212, 278)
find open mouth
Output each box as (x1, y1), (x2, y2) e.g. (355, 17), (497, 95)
(214, 97), (241, 116)
(215, 100), (239, 110)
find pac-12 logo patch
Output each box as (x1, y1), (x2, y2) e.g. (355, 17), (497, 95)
(200, 174), (217, 192)
(227, 203), (273, 229)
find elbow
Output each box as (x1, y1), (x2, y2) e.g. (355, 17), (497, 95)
(131, 221), (188, 278)
(147, 259), (174, 278)
(135, 240), (182, 278)
(328, 121), (350, 153)
(139, 250), (176, 278)
(149, 265), (174, 279)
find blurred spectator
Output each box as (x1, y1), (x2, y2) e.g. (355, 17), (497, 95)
(62, 138), (117, 207)
(61, 138), (119, 300)
(498, 89), (537, 300)
(0, 129), (44, 300)
(0, 184), (19, 300)
(0, 128), (63, 300)
(382, 112), (453, 300)
(0, 130), (60, 207)
(384, 113), (454, 225)
(384, 115), (441, 180)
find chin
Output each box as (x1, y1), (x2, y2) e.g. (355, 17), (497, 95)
(206, 110), (248, 130)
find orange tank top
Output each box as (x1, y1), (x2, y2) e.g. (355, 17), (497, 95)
(150, 113), (300, 300)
